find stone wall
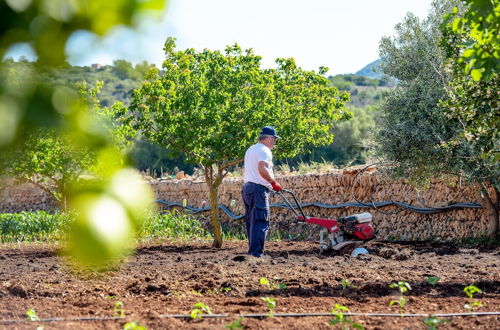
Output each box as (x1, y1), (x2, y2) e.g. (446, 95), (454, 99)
(0, 168), (487, 240)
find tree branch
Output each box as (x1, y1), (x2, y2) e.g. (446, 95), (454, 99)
(220, 158), (244, 170)
(22, 176), (59, 202)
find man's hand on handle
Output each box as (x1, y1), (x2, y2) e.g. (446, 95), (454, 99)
(271, 181), (282, 192)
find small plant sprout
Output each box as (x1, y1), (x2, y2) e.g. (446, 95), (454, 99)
(190, 302), (213, 319)
(388, 281), (412, 316)
(259, 277), (286, 290)
(261, 297), (276, 317)
(123, 321), (146, 330)
(26, 308), (40, 321)
(114, 301), (125, 318)
(423, 316), (450, 330)
(463, 285), (484, 312)
(225, 317), (244, 329)
(426, 276), (440, 286)
(341, 279), (355, 289)
(329, 304), (364, 329)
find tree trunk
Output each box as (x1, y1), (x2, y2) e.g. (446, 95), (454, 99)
(208, 185), (223, 248)
(474, 183), (499, 238)
(202, 160), (242, 248)
(203, 164), (224, 248)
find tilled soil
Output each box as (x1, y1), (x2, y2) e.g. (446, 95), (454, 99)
(0, 240), (499, 329)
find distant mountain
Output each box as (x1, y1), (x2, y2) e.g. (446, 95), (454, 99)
(355, 59), (383, 79)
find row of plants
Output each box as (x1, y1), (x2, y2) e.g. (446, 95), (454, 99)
(23, 279), (485, 329)
(0, 211), (217, 243)
(168, 278), (484, 329)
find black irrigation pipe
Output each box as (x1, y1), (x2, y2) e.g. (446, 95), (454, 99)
(155, 199), (486, 221)
(2, 312), (499, 324)
(160, 311), (500, 318)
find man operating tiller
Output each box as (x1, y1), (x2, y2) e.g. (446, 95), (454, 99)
(241, 126), (283, 258)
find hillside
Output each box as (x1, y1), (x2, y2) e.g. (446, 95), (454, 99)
(355, 59), (383, 79)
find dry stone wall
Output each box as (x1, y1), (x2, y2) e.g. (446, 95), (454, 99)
(1, 168), (487, 240)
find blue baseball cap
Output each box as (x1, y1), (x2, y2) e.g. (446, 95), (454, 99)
(260, 126), (280, 139)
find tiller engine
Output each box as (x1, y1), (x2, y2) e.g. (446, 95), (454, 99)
(277, 189), (374, 253)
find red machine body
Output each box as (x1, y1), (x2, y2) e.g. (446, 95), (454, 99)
(297, 214), (374, 240)
(279, 189), (374, 252)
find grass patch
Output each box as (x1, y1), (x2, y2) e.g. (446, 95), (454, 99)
(458, 233), (500, 248)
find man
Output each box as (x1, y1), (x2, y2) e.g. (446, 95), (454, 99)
(241, 126), (283, 258)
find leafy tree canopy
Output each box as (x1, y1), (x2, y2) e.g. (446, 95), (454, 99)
(376, 0), (499, 237)
(122, 37), (350, 246)
(128, 38), (351, 167)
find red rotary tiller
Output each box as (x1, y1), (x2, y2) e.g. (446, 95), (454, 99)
(277, 189), (374, 253)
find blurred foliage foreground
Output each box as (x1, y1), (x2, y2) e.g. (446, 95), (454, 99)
(0, 0), (168, 270)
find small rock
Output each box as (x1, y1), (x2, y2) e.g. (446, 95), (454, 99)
(379, 248), (396, 259)
(232, 255), (246, 262)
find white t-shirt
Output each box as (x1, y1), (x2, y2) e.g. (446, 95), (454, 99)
(243, 143), (273, 190)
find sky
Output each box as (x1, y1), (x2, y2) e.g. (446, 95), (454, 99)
(7, 0), (435, 75)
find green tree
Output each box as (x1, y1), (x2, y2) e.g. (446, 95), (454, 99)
(112, 60), (142, 80)
(0, 0), (167, 268)
(440, 0), (499, 236)
(285, 105), (378, 166)
(376, 0), (499, 237)
(123, 38), (350, 247)
(1, 129), (95, 211)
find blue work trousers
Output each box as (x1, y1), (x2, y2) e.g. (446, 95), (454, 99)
(242, 182), (270, 257)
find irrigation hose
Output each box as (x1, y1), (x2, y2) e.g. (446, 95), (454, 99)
(156, 162), (498, 219)
(156, 199), (486, 221)
(1, 311), (499, 324)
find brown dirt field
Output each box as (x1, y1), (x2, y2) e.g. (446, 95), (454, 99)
(0, 240), (499, 329)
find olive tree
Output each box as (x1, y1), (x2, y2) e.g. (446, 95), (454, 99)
(125, 38), (350, 247)
(440, 0), (499, 236)
(376, 0), (499, 238)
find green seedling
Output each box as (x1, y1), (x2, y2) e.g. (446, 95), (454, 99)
(123, 321), (146, 330)
(388, 281), (411, 316)
(114, 301), (125, 318)
(329, 304), (364, 329)
(463, 285), (484, 312)
(341, 279), (356, 289)
(26, 309), (40, 321)
(261, 297), (276, 317)
(423, 316), (450, 330)
(225, 317), (244, 329)
(190, 302), (213, 319)
(426, 276), (440, 286)
(259, 277), (286, 290)
(190, 289), (204, 296)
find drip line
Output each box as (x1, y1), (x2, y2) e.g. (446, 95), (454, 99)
(2, 311), (499, 324)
